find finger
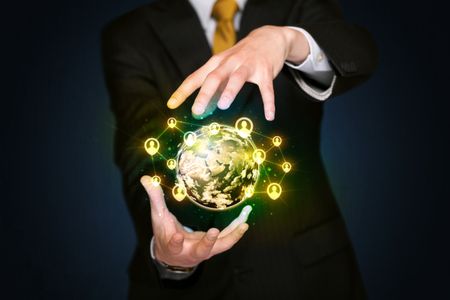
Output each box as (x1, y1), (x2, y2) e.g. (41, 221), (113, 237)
(167, 232), (184, 255)
(257, 78), (275, 121)
(217, 66), (249, 110)
(167, 75), (201, 109)
(140, 176), (168, 220)
(167, 56), (222, 109)
(218, 205), (252, 238)
(212, 223), (249, 255)
(192, 228), (220, 259)
(192, 69), (226, 115)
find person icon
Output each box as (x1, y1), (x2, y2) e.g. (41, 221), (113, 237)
(253, 149), (266, 165)
(144, 138), (159, 156)
(282, 162), (291, 173)
(167, 117), (177, 128)
(184, 131), (197, 146)
(272, 136), (282, 147)
(267, 183), (282, 200)
(209, 122), (220, 135)
(235, 117), (253, 138)
(172, 185), (186, 201)
(151, 175), (161, 187)
(167, 159), (176, 170)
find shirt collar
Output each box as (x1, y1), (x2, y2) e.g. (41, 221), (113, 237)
(189, 0), (248, 30)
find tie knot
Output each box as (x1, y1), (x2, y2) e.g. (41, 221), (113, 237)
(211, 0), (238, 21)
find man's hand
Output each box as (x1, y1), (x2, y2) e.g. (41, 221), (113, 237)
(141, 176), (251, 268)
(167, 25), (310, 121)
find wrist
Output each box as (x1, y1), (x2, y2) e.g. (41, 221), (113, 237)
(281, 26), (310, 65)
(150, 236), (197, 278)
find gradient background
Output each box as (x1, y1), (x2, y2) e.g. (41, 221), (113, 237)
(1, 0), (449, 298)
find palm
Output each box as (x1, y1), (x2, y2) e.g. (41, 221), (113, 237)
(141, 176), (251, 267)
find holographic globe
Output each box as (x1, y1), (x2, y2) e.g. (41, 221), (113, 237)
(176, 124), (259, 210)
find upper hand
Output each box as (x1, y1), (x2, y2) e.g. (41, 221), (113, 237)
(166, 25), (310, 121)
(141, 175), (252, 268)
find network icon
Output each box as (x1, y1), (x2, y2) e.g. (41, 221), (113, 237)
(143, 117), (292, 210)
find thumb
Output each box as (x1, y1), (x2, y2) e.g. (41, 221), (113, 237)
(140, 175), (168, 219)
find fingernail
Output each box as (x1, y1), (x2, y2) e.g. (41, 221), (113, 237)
(218, 96), (231, 110)
(240, 205), (252, 218)
(167, 98), (177, 108)
(207, 229), (219, 241)
(192, 104), (205, 115)
(266, 111), (275, 121)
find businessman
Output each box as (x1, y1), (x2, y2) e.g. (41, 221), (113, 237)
(102, 0), (378, 298)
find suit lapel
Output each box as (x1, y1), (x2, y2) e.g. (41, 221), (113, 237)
(147, 0), (212, 78)
(238, 0), (290, 40)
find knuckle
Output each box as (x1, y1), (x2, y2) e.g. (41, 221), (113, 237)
(206, 71), (222, 83)
(224, 55), (241, 67)
(184, 73), (195, 83)
(231, 70), (246, 82)
(206, 72), (221, 84)
(209, 54), (223, 65)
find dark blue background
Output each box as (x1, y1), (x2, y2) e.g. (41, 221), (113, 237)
(1, 0), (448, 298)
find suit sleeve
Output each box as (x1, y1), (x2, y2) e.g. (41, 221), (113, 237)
(101, 18), (167, 283)
(286, 0), (378, 100)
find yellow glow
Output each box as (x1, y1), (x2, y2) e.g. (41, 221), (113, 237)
(244, 185), (254, 198)
(183, 131), (197, 147)
(235, 117), (253, 138)
(209, 122), (220, 135)
(172, 184), (187, 201)
(144, 138), (160, 156)
(151, 175), (161, 187)
(167, 117), (177, 128)
(267, 183), (282, 200)
(167, 159), (177, 170)
(282, 162), (291, 173)
(272, 136), (282, 147)
(252, 149), (266, 165)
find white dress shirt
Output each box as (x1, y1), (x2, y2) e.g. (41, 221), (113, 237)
(189, 0), (336, 100)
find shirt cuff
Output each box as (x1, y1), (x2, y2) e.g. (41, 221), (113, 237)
(284, 26), (335, 89)
(150, 226), (198, 280)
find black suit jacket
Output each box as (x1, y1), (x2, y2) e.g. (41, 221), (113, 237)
(101, 0), (377, 299)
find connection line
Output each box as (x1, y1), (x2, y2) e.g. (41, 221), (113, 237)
(157, 127), (169, 139)
(174, 126), (185, 134)
(157, 152), (168, 161)
(279, 172), (287, 184)
(263, 159), (283, 167)
(151, 155), (156, 176)
(252, 130), (272, 140)
(177, 120), (202, 127)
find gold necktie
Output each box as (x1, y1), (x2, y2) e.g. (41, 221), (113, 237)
(211, 0), (238, 54)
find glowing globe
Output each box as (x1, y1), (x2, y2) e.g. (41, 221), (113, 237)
(176, 124), (259, 210)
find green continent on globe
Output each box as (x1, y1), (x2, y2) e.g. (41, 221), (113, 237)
(176, 125), (259, 210)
